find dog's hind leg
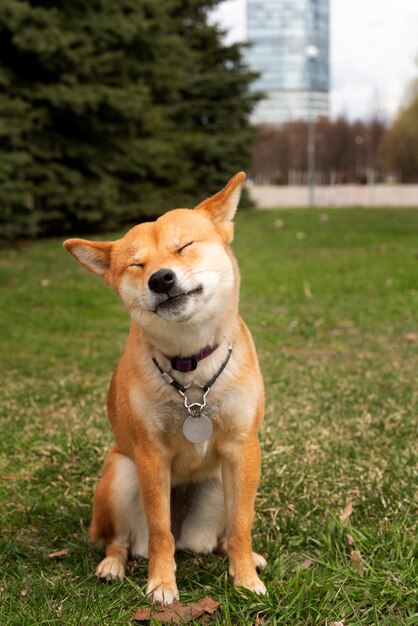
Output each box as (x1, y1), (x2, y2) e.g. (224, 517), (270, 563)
(174, 479), (226, 554)
(90, 445), (148, 580)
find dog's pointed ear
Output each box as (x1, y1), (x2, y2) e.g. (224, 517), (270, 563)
(63, 238), (113, 275)
(194, 172), (246, 224)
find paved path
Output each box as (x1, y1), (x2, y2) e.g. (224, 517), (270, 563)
(248, 183), (418, 208)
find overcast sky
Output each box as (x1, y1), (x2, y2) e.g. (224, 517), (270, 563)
(211, 0), (418, 121)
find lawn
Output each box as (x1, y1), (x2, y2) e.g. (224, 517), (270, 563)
(0, 208), (417, 625)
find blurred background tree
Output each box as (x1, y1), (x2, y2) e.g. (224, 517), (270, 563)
(0, 0), (258, 238)
(250, 117), (387, 186)
(379, 71), (418, 182)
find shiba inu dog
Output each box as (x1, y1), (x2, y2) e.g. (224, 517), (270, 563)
(64, 172), (266, 604)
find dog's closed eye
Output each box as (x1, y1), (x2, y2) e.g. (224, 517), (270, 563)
(177, 242), (194, 255)
(128, 262), (145, 269)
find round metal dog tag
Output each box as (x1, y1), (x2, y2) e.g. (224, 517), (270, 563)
(183, 414), (213, 444)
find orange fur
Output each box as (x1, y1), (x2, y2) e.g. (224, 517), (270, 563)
(64, 172), (266, 604)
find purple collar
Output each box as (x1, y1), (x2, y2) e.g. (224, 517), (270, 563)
(164, 344), (219, 373)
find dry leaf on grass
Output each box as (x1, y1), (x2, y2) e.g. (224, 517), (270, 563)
(403, 332), (418, 342)
(350, 550), (366, 573)
(345, 533), (354, 546)
(132, 596), (221, 624)
(47, 549), (69, 559)
(303, 281), (313, 300)
(339, 502), (353, 526)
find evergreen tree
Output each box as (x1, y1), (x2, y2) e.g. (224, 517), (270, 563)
(0, 0), (258, 238)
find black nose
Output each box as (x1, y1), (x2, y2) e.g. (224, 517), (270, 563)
(148, 268), (176, 293)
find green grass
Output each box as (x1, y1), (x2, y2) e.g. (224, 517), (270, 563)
(1, 208), (417, 625)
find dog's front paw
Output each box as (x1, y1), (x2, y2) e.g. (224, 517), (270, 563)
(234, 574), (267, 595)
(146, 578), (179, 605)
(95, 556), (125, 581)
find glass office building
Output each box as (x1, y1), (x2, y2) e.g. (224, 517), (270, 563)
(247, 0), (329, 125)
